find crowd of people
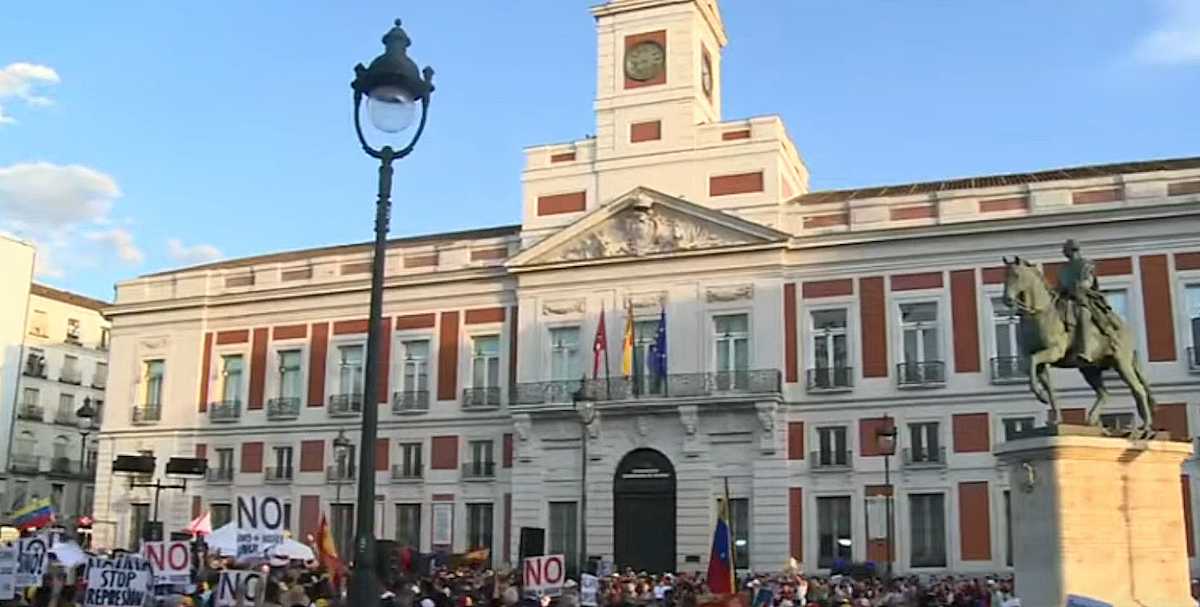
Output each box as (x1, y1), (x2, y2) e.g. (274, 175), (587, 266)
(0, 544), (1028, 607)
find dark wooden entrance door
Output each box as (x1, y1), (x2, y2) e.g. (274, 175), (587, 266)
(613, 448), (676, 573)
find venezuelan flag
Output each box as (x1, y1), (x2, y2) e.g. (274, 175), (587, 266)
(10, 497), (55, 530)
(706, 499), (735, 594)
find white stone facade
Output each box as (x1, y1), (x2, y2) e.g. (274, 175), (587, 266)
(93, 0), (1200, 576)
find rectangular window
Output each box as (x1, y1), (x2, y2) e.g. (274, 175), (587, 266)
(129, 503), (151, 549)
(335, 444), (356, 478)
(63, 355), (80, 382)
(466, 503), (494, 563)
(1002, 416), (1035, 442)
(93, 362), (108, 388)
(549, 327), (582, 381)
(211, 503), (232, 529)
(220, 354), (244, 403)
(907, 422), (939, 463)
(632, 320), (664, 395)
(471, 336), (500, 389)
(1102, 289), (1128, 323)
(908, 493), (947, 567)
(22, 387), (38, 408)
(468, 440), (494, 476)
(713, 314), (750, 389)
(816, 426), (848, 466)
(400, 443), (423, 477)
(59, 393), (75, 419)
(810, 309), (849, 387)
(1100, 412), (1134, 433)
(1004, 490), (1013, 567)
(401, 340), (430, 393)
(729, 498), (750, 569)
(50, 483), (64, 512)
(278, 350), (303, 399)
(396, 504), (421, 548)
(100, 328), (110, 350)
(549, 501), (579, 575)
(991, 297), (1026, 379)
(273, 446), (293, 472)
(144, 360), (165, 406)
(331, 504), (355, 557)
(817, 496), (853, 569)
(899, 302), (942, 383)
(29, 310), (48, 337)
(66, 318), (81, 342)
(338, 344), (365, 396)
(215, 448), (234, 474)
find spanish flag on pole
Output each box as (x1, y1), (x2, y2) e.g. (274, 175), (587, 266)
(316, 513), (346, 588)
(621, 300), (635, 377)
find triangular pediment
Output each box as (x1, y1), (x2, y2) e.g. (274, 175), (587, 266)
(509, 187), (787, 268)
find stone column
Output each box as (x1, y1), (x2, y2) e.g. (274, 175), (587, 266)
(996, 428), (1194, 607)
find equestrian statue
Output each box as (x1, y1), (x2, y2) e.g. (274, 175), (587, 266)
(1002, 239), (1156, 438)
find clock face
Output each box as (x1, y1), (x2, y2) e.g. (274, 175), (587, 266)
(625, 41), (666, 82)
(701, 52), (713, 97)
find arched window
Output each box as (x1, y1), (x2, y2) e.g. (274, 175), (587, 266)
(53, 435), (69, 459)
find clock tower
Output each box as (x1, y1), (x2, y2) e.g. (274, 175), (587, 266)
(591, 0), (727, 155)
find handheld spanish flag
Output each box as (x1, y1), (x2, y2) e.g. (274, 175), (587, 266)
(9, 497), (55, 530)
(621, 300), (635, 377)
(706, 498), (735, 594)
(316, 513), (346, 587)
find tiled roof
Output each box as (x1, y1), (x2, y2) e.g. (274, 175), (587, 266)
(795, 156), (1200, 205)
(30, 283), (109, 312)
(143, 224), (522, 277)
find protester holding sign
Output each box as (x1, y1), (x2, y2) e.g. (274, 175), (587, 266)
(83, 554), (153, 607)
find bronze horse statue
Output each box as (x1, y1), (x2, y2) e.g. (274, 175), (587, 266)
(1002, 257), (1156, 437)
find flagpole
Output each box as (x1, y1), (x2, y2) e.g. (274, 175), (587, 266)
(604, 303), (612, 400)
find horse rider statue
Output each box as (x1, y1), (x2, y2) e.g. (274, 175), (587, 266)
(1056, 239), (1118, 363)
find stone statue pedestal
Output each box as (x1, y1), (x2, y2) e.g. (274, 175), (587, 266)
(996, 425), (1194, 607)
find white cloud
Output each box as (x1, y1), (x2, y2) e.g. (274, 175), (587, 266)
(0, 62), (60, 124)
(167, 238), (223, 265)
(1133, 0), (1200, 66)
(0, 161), (143, 278)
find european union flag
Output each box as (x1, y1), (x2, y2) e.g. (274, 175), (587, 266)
(649, 308), (667, 378)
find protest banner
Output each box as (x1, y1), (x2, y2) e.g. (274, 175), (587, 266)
(142, 540), (191, 585)
(580, 573), (598, 607)
(83, 554), (153, 607)
(1065, 596), (1110, 607)
(0, 545), (16, 600)
(522, 554), (565, 597)
(234, 495), (285, 558)
(14, 535), (48, 588)
(215, 569), (264, 607)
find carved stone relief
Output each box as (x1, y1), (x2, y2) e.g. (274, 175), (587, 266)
(705, 285), (754, 303)
(550, 201), (759, 262)
(756, 402), (778, 453)
(542, 299), (585, 316)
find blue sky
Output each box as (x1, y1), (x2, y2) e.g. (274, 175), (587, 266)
(1, 1), (1197, 301)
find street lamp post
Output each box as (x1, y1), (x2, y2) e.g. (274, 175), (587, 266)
(874, 414), (898, 580)
(74, 398), (98, 520)
(572, 377), (597, 576)
(348, 20), (435, 604)
(333, 429), (352, 553)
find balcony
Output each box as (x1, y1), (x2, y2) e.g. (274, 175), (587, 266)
(902, 446), (947, 469)
(511, 370), (782, 405)
(23, 355), (46, 378)
(990, 356), (1030, 384)
(48, 457), (82, 477)
(326, 465), (356, 483)
(59, 369), (82, 385)
(267, 397), (302, 421)
(9, 454), (40, 474)
(17, 403), (44, 422)
(92, 374), (107, 390)
(806, 367), (854, 392)
(264, 467), (293, 484)
(462, 387), (502, 409)
(208, 400), (242, 423)
(896, 361), (946, 388)
(54, 409), (77, 426)
(131, 404), (161, 425)
(1190, 347), (1200, 373)
(207, 468), (234, 484)
(462, 461), (496, 480)
(391, 464), (423, 482)
(809, 450), (853, 472)
(393, 390), (430, 414)
(328, 394), (363, 418)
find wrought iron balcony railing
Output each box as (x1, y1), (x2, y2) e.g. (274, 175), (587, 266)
(54, 409), (77, 426)
(49, 457), (80, 476)
(990, 356), (1030, 384)
(266, 397), (301, 421)
(462, 461), (496, 479)
(206, 468), (234, 484)
(9, 454), (40, 474)
(17, 404), (44, 421)
(264, 467), (293, 483)
(902, 446), (947, 468)
(391, 464), (423, 481)
(328, 394), (363, 417)
(59, 369), (82, 385)
(462, 387), (502, 409)
(806, 367), (854, 392)
(326, 465), (356, 483)
(392, 390), (430, 414)
(511, 370), (782, 405)
(131, 404), (161, 424)
(809, 450), (853, 471)
(208, 400), (242, 422)
(896, 361), (946, 387)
